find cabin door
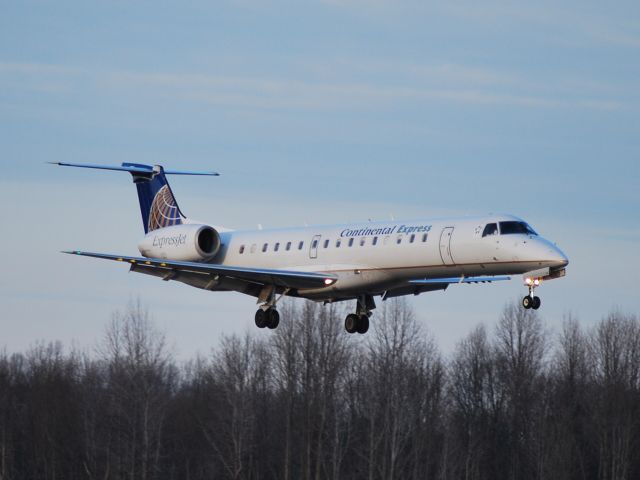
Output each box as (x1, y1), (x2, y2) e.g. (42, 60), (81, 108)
(309, 235), (321, 259)
(439, 227), (455, 265)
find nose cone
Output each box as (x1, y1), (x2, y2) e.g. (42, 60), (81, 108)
(525, 237), (568, 268)
(536, 237), (568, 268)
(548, 245), (569, 268)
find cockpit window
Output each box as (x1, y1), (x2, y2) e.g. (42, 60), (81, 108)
(482, 223), (498, 237)
(499, 221), (537, 235)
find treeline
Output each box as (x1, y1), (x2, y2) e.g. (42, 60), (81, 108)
(1, 300), (639, 480)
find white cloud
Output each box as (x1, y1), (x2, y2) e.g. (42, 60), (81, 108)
(0, 63), (84, 75)
(442, 1), (640, 50)
(0, 61), (624, 113)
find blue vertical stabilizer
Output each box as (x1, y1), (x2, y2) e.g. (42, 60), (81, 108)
(123, 163), (186, 233)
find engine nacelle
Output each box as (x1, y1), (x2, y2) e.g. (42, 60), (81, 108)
(138, 224), (221, 261)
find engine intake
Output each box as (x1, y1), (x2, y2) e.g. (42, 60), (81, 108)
(138, 224), (221, 261)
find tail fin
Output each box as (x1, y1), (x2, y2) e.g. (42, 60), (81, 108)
(127, 163), (185, 233)
(51, 162), (219, 233)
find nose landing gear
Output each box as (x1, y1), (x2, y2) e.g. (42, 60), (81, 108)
(522, 277), (541, 310)
(522, 295), (541, 310)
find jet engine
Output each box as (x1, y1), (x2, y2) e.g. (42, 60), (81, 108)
(137, 224), (221, 261)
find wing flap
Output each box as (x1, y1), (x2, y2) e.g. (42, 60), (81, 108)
(409, 275), (510, 285)
(63, 251), (337, 290)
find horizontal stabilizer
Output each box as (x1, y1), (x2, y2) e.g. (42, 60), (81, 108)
(409, 275), (511, 285)
(49, 162), (219, 176)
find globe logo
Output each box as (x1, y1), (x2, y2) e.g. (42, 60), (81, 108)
(148, 185), (182, 231)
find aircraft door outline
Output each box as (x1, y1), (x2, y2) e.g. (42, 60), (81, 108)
(310, 235), (321, 259)
(439, 227), (455, 265)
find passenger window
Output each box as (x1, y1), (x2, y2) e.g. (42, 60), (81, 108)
(323, 239), (329, 248)
(239, 245), (245, 254)
(274, 242), (280, 252)
(286, 242), (291, 251)
(298, 241), (304, 250)
(396, 236), (402, 245)
(336, 239), (341, 248)
(312, 239), (318, 249)
(348, 238), (354, 247)
(372, 237), (378, 246)
(360, 238), (366, 246)
(482, 223), (498, 237)
(422, 233), (428, 242)
(262, 243), (268, 252)
(410, 234), (415, 243)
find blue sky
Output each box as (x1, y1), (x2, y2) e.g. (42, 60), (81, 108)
(1, 1), (638, 358)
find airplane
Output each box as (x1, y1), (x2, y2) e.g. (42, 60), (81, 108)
(53, 162), (569, 334)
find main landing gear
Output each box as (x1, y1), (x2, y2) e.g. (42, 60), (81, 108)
(345, 294), (375, 334)
(522, 277), (542, 310)
(255, 307), (280, 329)
(254, 286), (288, 330)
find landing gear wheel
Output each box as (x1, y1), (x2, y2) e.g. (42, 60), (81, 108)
(522, 296), (533, 309)
(345, 314), (359, 334)
(532, 296), (541, 310)
(267, 308), (280, 329)
(356, 315), (369, 334)
(255, 309), (267, 328)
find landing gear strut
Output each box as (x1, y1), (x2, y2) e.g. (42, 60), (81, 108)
(345, 294), (375, 334)
(522, 278), (541, 310)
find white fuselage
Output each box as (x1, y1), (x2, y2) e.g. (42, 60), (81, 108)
(157, 214), (567, 302)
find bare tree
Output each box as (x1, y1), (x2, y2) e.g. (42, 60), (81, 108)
(99, 299), (176, 480)
(0, 350), (16, 480)
(271, 300), (303, 480)
(296, 301), (351, 480)
(354, 298), (444, 480)
(589, 312), (640, 480)
(197, 332), (268, 480)
(448, 324), (504, 480)
(77, 353), (111, 480)
(2, 298), (640, 480)
(269, 300), (352, 480)
(494, 301), (549, 480)
(543, 315), (593, 480)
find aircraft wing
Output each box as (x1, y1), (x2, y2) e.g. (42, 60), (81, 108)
(409, 275), (510, 285)
(63, 251), (337, 290)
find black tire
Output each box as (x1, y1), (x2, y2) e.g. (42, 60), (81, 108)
(255, 309), (267, 328)
(267, 309), (280, 329)
(532, 296), (541, 310)
(356, 315), (369, 334)
(522, 296), (532, 309)
(345, 314), (359, 334)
